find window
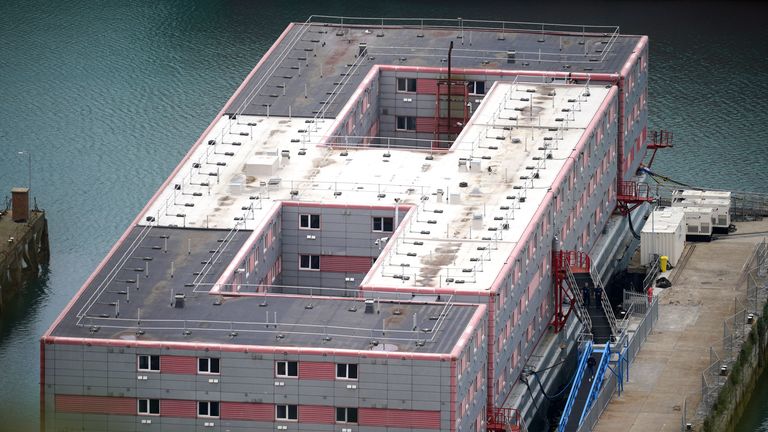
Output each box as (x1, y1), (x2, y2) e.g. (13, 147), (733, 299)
(372, 216), (394, 232)
(299, 255), (320, 271)
(137, 355), (159, 372)
(336, 407), (358, 423)
(396, 77), (417, 92)
(299, 213), (320, 230)
(468, 80), (486, 95)
(198, 401), (219, 418)
(336, 363), (358, 380)
(276, 404), (298, 421)
(198, 357), (220, 374)
(396, 115), (416, 131)
(276, 360), (298, 377)
(138, 399), (159, 415)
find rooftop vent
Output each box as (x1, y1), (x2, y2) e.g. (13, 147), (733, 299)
(174, 293), (185, 309)
(364, 299), (375, 314)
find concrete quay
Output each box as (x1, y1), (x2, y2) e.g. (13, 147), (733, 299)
(0, 189), (49, 313)
(593, 219), (768, 432)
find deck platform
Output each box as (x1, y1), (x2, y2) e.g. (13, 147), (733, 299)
(593, 219), (768, 431)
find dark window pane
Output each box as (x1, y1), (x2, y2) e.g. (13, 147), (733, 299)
(198, 402), (208, 416)
(373, 218), (382, 231)
(397, 116), (406, 130)
(150, 355), (159, 370)
(336, 407), (345, 422)
(277, 405), (287, 419)
(210, 358), (220, 374)
(348, 364), (358, 379)
(407, 116), (416, 130)
(397, 78), (406, 92)
(300, 255), (309, 268)
(476, 81), (485, 94)
(288, 404), (298, 419)
(407, 78), (417, 92)
(277, 361), (286, 376)
(210, 402), (219, 417)
(288, 361), (298, 376)
(138, 399), (148, 413)
(198, 358), (206, 372)
(311, 256), (320, 269)
(383, 217), (393, 232)
(138, 356), (148, 370)
(149, 399), (160, 414)
(336, 363), (344, 378)
(310, 215), (320, 228)
(300, 214), (309, 227)
(348, 408), (358, 423)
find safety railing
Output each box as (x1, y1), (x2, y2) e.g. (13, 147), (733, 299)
(558, 340), (593, 432)
(566, 265), (593, 334)
(576, 296), (659, 432)
(579, 341), (612, 426)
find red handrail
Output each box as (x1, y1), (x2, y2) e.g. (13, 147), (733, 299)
(488, 407), (524, 432)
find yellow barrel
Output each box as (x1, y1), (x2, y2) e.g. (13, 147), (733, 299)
(660, 255), (668, 273)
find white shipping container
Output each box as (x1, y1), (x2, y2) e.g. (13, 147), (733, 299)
(682, 206), (714, 237)
(672, 189), (732, 202)
(640, 207), (686, 266)
(671, 197), (730, 228)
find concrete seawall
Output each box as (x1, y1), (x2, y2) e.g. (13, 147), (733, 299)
(0, 209), (49, 312)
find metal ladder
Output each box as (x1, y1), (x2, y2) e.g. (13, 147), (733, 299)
(589, 266), (619, 337)
(565, 265), (592, 334)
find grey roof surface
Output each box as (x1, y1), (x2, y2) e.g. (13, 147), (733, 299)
(227, 21), (640, 118)
(50, 226), (478, 354)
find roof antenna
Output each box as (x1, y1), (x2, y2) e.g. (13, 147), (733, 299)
(447, 40), (454, 140)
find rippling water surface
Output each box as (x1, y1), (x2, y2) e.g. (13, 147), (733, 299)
(1, 1), (766, 430)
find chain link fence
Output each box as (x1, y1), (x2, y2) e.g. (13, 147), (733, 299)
(682, 238), (768, 431)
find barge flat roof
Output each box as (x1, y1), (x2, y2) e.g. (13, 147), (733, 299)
(228, 18), (638, 118)
(139, 81), (611, 293)
(48, 226), (481, 354)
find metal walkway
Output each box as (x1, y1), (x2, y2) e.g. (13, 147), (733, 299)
(558, 342), (612, 432)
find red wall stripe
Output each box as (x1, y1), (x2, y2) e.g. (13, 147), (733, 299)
(299, 405), (335, 424)
(320, 255), (372, 273)
(359, 408), (441, 429)
(160, 355), (197, 374)
(221, 402), (273, 421)
(160, 399), (197, 418)
(299, 362), (335, 380)
(416, 117), (437, 133)
(416, 78), (438, 94)
(55, 395), (134, 415)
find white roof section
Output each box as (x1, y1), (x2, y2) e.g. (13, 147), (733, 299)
(141, 81), (611, 293)
(642, 208), (685, 235)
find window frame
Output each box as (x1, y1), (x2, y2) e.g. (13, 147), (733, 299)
(336, 407), (359, 424)
(275, 360), (299, 378)
(396, 77), (417, 93)
(299, 254), (320, 271)
(137, 354), (160, 372)
(276, 404), (298, 421)
(197, 357), (220, 375)
(299, 213), (321, 230)
(197, 401), (220, 418)
(395, 115), (416, 132)
(372, 216), (394, 233)
(336, 363), (358, 380)
(137, 399), (160, 416)
(468, 80), (486, 95)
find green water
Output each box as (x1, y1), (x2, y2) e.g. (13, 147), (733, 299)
(1, 1), (767, 431)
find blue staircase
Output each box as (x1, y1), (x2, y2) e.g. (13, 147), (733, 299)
(558, 341), (612, 432)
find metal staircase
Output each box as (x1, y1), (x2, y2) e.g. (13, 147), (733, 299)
(589, 266), (618, 338)
(565, 265), (592, 335)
